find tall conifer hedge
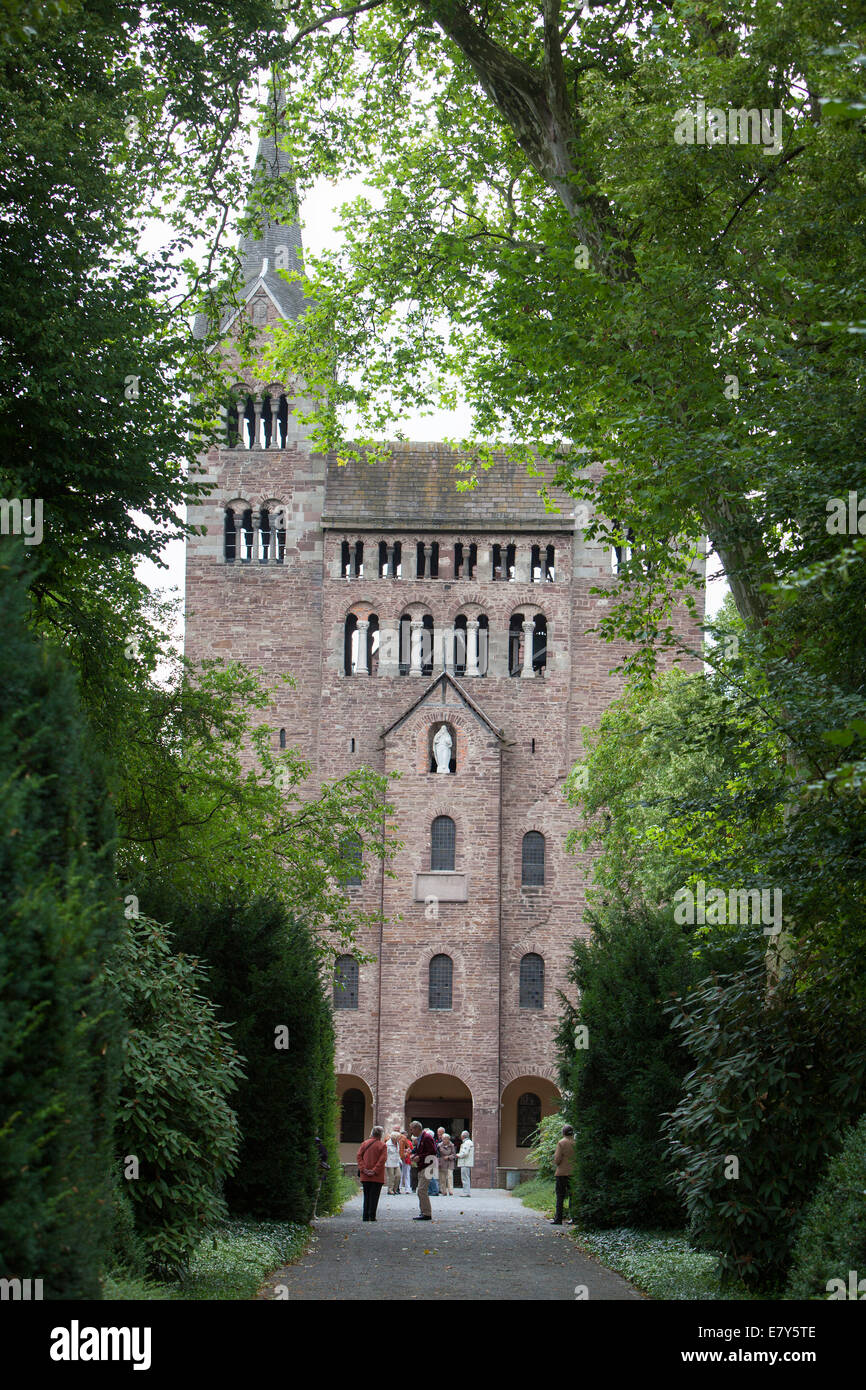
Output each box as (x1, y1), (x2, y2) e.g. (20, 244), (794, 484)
(0, 560), (121, 1297)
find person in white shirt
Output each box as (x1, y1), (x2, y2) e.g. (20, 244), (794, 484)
(457, 1131), (474, 1196)
(385, 1132), (401, 1194)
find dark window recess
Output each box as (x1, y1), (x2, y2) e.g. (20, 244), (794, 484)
(431, 815), (456, 871)
(350, 737), (355, 753)
(340, 1086), (365, 1141)
(530, 738), (536, 753)
(333, 955), (359, 1010)
(279, 728), (286, 749)
(224, 508), (236, 562)
(533, 615), (548, 673)
(545, 544), (555, 582)
(339, 832), (363, 885)
(428, 954), (453, 1010)
(506, 543), (516, 580)
(531, 543), (541, 581)
(522, 831), (545, 886)
(421, 614), (434, 676)
(516, 1092), (542, 1147)
(519, 953), (545, 1009)
(430, 542), (439, 577)
(398, 615), (411, 675)
(509, 613), (524, 676)
(468, 543), (477, 579)
(453, 615), (467, 676)
(492, 542), (502, 580)
(454, 541), (464, 578)
(240, 508), (253, 562)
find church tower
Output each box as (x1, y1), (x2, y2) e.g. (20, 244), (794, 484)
(185, 99), (706, 1186)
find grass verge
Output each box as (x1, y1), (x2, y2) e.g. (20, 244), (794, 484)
(513, 1178), (766, 1300)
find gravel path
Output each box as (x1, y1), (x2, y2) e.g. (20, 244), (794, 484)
(257, 1188), (645, 1301)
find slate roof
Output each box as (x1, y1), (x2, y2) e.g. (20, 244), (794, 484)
(322, 444), (577, 529)
(380, 672), (505, 741)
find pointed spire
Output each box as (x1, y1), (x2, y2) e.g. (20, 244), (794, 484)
(194, 73), (309, 339)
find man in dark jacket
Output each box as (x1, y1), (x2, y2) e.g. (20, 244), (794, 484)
(409, 1120), (436, 1221)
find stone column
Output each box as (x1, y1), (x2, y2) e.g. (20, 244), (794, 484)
(378, 618), (400, 676)
(233, 512), (243, 562)
(355, 619), (370, 675)
(409, 619), (425, 676)
(251, 510), (261, 564)
(515, 548), (532, 583)
(521, 618), (536, 677)
(386, 544), (395, 578)
(465, 618), (481, 677)
(260, 515), (271, 563)
(476, 547), (490, 582)
(348, 542), (356, 579)
(251, 396), (263, 450)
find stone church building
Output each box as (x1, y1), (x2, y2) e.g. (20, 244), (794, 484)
(185, 123), (704, 1187)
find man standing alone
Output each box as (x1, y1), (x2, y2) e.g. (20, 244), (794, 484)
(550, 1124), (575, 1226)
(409, 1120), (436, 1221)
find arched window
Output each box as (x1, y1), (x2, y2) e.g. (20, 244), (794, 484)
(519, 953), (545, 1009)
(477, 614), (489, 676)
(545, 544), (555, 582)
(522, 832), (545, 886)
(431, 815), (456, 871)
(516, 1092), (542, 1148)
(531, 543), (541, 581)
(421, 614), (434, 675)
(224, 507), (236, 562)
(344, 615), (379, 675)
(239, 507), (253, 562)
(279, 728), (286, 749)
(429, 954), (453, 1010)
(398, 612), (411, 675)
(340, 1087), (365, 1141)
(339, 832), (362, 885)
(334, 956), (359, 1010)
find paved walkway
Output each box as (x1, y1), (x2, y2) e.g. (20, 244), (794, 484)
(258, 1188), (644, 1301)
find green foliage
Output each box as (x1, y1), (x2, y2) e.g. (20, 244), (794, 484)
(559, 903), (707, 1229)
(105, 915), (244, 1280)
(514, 1176), (556, 1216)
(141, 883), (341, 1224)
(574, 1228), (761, 1302)
(786, 1114), (866, 1301)
(664, 944), (866, 1291)
(526, 1113), (567, 1182)
(0, 555), (121, 1298)
(103, 1218), (309, 1302)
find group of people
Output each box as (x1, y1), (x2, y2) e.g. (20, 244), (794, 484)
(356, 1121), (475, 1222)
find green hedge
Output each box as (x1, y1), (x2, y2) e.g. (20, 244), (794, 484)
(106, 916), (244, 1278)
(786, 1113), (866, 1300)
(0, 562), (121, 1298)
(141, 884), (341, 1222)
(559, 904), (702, 1228)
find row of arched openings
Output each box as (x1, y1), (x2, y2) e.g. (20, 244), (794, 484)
(343, 613), (547, 676)
(334, 952), (545, 1013)
(339, 1087), (543, 1146)
(339, 823), (545, 883)
(224, 506), (287, 563)
(339, 540), (556, 582)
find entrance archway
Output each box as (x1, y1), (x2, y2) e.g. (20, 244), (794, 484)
(499, 1075), (561, 1170)
(336, 1074), (374, 1166)
(405, 1073), (473, 1186)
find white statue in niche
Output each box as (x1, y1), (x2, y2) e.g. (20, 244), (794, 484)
(433, 724), (453, 774)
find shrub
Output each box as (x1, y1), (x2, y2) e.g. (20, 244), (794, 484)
(786, 1113), (866, 1300)
(558, 903), (703, 1228)
(141, 884), (341, 1222)
(527, 1113), (568, 1180)
(664, 943), (866, 1290)
(105, 916), (244, 1278)
(0, 561), (122, 1298)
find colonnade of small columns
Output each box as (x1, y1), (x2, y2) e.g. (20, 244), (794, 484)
(222, 390), (289, 450)
(346, 614), (546, 678)
(224, 505), (288, 563)
(336, 538), (557, 583)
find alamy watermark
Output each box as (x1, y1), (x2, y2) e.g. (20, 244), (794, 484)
(0, 497), (43, 545)
(674, 881), (783, 934)
(673, 102), (783, 156)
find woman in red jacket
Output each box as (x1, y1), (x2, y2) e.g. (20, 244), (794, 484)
(357, 1125), (387, 1222)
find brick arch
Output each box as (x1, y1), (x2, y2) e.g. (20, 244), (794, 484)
(416, 711), (469, 775)
(344, 599), (379, 620)
(454, 600), (487, 618)
(398, 601), (433, 620)
(405, 1065), (473, 1094)
(499, 1064), (559, 1092)
(508, 936), (547, 970)
(336, 1064), (375, 1095)
(508, 602), (548, 622)
(225, 495), (251, 511)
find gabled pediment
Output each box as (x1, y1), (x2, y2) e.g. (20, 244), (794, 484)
(380, 672), (504, 744)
